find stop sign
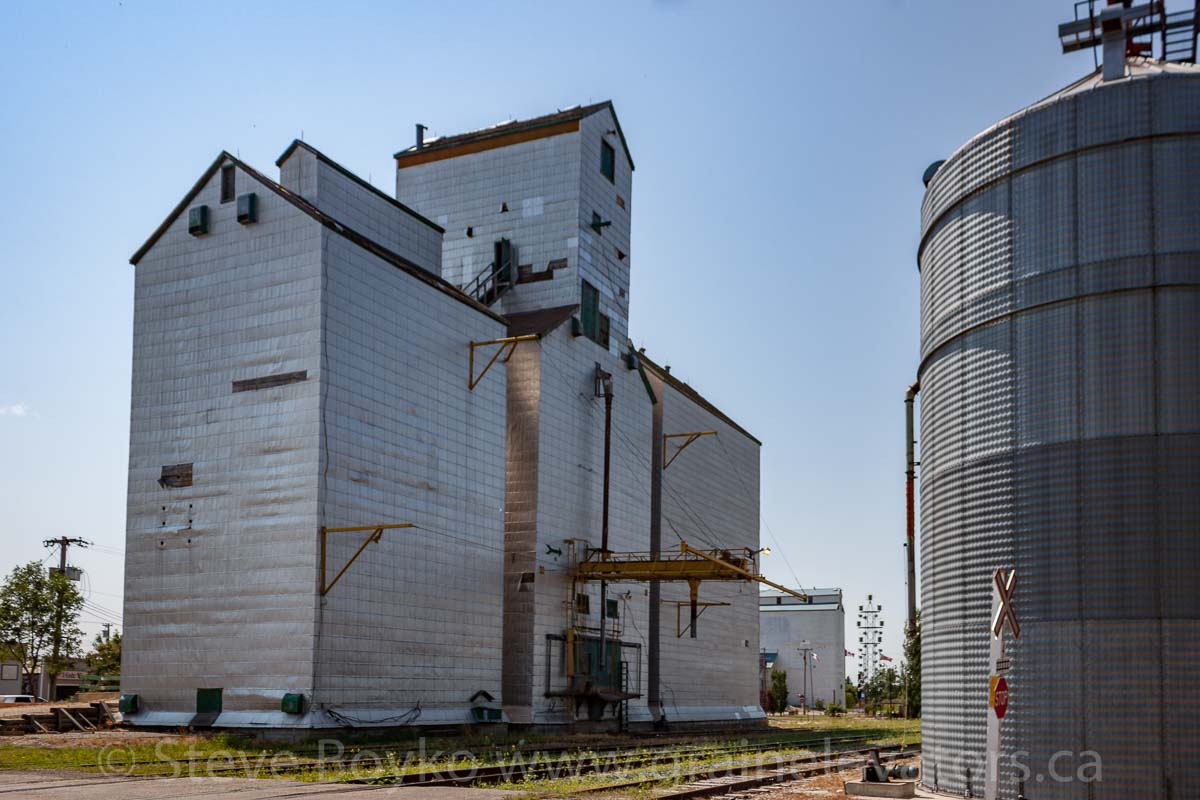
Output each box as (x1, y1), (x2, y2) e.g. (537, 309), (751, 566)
(993, 677), (1009, 719)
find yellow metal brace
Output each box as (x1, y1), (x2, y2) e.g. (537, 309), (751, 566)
(663, 431), (717, 469)
(663, 599), (731, 637)
(320, 524), (414, 596)
(572, 541), (807, 638)
(680, 541), (809, 601)
(573, 541), (807, 598)
(469, 335), (539, 390)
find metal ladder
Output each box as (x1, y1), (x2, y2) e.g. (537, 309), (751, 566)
(618, 660), (630, 733)
(1162, 3), (1198, 63)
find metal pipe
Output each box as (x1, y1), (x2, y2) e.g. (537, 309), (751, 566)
(602, 390), (612, 554)
(599, 380), (614, 670)
(688, 579), (700, 639)
(648, 383), (664, 713)
(904, 381), (920, 636)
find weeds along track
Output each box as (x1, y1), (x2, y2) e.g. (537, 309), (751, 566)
(48, 730), (907, 780)
(351, 736), (909, 788)
(591, 744), (921, 799)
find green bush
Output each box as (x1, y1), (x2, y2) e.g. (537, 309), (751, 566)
(767, 670), (788, 713)
(825, 703), (845, 716)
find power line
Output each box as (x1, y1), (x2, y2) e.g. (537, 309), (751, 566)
(82, 602), (123, 622)
(714, 433), (804, 591)
(412, 525), (505, 555)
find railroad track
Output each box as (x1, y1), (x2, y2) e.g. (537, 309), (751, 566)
(65, 730), (889, 780)
(612, 744), (921, 799)
(349, 734), (887, 786)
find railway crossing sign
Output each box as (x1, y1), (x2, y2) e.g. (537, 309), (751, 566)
(991, 568), (1020, 639)
(985, 567), (1019, 800)
(990, 676), (1009, 719)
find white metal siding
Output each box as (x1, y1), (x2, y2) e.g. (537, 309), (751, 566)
(654, 376), (763, 720)
(396, 131), (582, 312)
(314, 231), (507, 718)
(124, 161), (323, 715)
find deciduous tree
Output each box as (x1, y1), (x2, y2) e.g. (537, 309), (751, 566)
(0, 562), (83, 697)
(85, 630), (122, 677)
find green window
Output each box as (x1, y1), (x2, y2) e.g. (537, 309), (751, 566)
(581, 280), (599, 338)
(600, 140), (615, 182)
(220, 165), (235, 204)
(580, 280), (611, 349)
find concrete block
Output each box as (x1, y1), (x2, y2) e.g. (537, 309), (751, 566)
(845, 780), (917, 798)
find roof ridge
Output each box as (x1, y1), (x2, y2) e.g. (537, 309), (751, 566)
(275, 139), (444, 233)
(637, 350), (760, 445)
(129, 150), (505, 325)
(394, 100), (634, 170)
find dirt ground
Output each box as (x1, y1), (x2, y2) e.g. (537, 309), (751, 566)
(0, 729), (196, 749)
(0, 701), (97, 720)
(756, 756), (922, 800)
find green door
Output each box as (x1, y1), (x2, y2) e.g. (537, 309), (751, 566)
(196, 688), (223, 714)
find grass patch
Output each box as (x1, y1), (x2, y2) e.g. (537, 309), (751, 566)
(0, 717), (920, 785)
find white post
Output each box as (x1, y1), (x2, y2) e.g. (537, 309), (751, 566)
(985, 568), (1017, 800)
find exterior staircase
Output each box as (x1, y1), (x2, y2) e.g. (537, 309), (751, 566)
(462, 239), (514, 306)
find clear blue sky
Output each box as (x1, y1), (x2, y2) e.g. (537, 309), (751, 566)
(0, 1), (1105, 666)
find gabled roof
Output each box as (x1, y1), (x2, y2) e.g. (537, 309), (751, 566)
(394, 100), (635, 171)
(128, 151), (505, 324)
(506, 304), (578, 338)
(639, 352), (761, 445)
(275, 139), (443, 233)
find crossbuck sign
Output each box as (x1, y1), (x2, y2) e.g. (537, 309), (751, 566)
(985, 567), (1020, 800)
(991, 568), (1020, 639)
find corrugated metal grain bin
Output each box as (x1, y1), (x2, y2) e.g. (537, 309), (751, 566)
(917, 60), (1200, 799)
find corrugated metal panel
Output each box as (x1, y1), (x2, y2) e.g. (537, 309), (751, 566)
(919, 66), (1200, 799)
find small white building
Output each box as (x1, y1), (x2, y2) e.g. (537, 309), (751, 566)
(0, 662), (23, 696)
(759, 588), (845, 709)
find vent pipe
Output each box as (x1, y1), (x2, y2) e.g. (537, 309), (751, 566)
(904, 380), (920, 636)
(415, 123), (427, 150)
(1100, 3), (1128, 81)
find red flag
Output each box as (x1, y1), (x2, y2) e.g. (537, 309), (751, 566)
(845, 649), (856, 657)
(881, 655), (894, 662)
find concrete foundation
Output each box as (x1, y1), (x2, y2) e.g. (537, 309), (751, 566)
(845, 780), (917, 798)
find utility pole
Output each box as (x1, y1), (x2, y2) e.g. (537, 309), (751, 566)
(797, 642), (813, 715)
(101, 623), (111, 643)
(42, 537), (89, 700)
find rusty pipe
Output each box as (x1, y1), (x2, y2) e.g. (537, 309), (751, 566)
(905, 381), (920, 636)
